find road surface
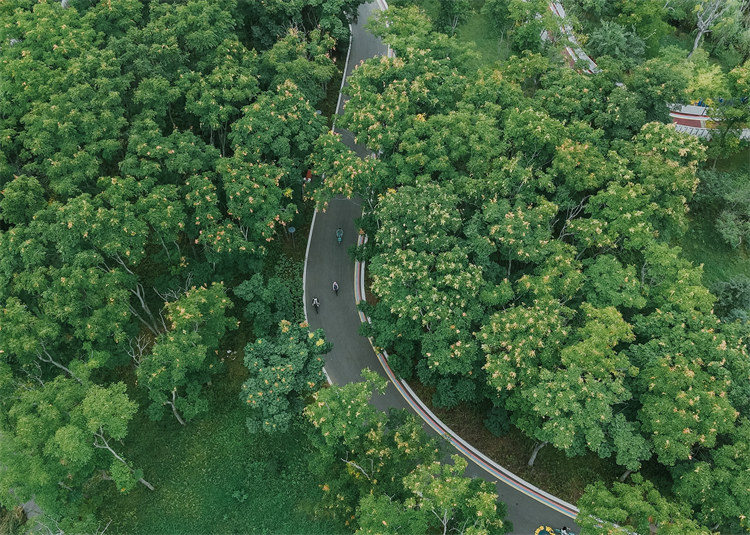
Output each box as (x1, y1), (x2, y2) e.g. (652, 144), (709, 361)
(304, 3), (580, 532)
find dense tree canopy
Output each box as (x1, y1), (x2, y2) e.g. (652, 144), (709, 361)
(312, 6), (750, 532)
(0, 0), (359, 529)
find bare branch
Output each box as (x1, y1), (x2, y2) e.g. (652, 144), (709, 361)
(340, 454), (372, 480)
(93, 428), (154, 490)
(153, 273), (193, 303)
(36, 343), (83, 384)
(127, 335), (150, 366)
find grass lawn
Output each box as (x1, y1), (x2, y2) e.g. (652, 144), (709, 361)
(682, 150), (750, 286)
(418, 0), (509, 67)
(681, 209), (750, 287)
(94, 357), (344, 535)
(456, 9), (511, 66)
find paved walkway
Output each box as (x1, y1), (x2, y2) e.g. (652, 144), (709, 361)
(303, 2), (579, 533)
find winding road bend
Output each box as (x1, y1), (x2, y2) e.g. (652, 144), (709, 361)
(304, 2), (579, 532)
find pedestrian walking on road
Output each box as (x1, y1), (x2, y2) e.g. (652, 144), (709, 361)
(332, 281), (339, 295)
(312, 296), (320, 313)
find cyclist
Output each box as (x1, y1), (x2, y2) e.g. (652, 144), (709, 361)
(336, 227), (343, 245)
(332, 281), (339, 295)
(312, 296), (320, 313)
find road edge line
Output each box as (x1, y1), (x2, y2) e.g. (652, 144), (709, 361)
(333, 24), (355, 123)
(303, 207), (332, 386)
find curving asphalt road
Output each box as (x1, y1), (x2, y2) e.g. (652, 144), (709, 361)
(304, 2), (579, 533)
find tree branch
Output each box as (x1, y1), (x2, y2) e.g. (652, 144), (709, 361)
(93, 429), (154, 490)
(36, 343), (83, 384)
(340, 456), (372, 480)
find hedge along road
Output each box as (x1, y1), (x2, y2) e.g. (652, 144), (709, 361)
(303, 2), (580, 532)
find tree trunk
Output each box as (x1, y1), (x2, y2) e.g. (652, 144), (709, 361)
(689, 0), (732, 58)
(528, 441), (547, 466)
(689, 29), (705, 57)
(36, 346), (83, 384)
(94, 430), (154, 491)
(166, 390), (186, 425)
(138, 477), (155, 491)
(126, 303), (160, 337)
(619, 468), (633, 482)
(450, 16), (459, 36)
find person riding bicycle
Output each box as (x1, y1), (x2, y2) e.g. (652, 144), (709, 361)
(332, 281), (339, 295)
(336, 227), (343, 244)
(312, 296), (320, 313)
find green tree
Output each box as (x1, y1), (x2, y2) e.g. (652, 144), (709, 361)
(686, 0), (746, 57)
(672, 418), (750, 533)
(354, 458), (512, 535)
(136, 283), (236, 424)
(587, 21), (645, 66)
(242, 0), (362, 46)
(180, 38), (260, 152)
(636, 338), (739, 466)
(260, 28), (336, 103)
(593, 85), (647, 140)
(309, 131), (387, 210)
(0, 175), (46, 225)
(615, 0), (672, 56)
(503, 108), (565, 167)
(507, 0), (551, 54)
(369, 185), (485, 407)
(304, 370), (441, 523)
(625, 57), (689, 122)
(355, 493), (429, 535)
(693, 168), (750, 250)
(481, 0), (512, 36)
(229, 81), (326, 179)
(515, 306), (642, 464)
(18, 47), (129, 198)
(399, 455), (511, 535)
(437, 0), (472, 35)
(576, 474), (707, 534)
(242, 320), (329, 434)
(0, 378), (150, 524)
(706, 59), (750, 167)
(234, 274), (296, 337)
(712, 276), (750, 321)
(218, 159), (297, 246)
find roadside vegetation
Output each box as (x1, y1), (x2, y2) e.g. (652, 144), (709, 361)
(2, 0), (748, 533)
(0, 0), (514, 533)
(311, 3), (750, 533)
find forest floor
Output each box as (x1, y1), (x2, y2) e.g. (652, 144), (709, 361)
(94, 347), (345, 534)
(682, 149), (750, 286)
(420, 0), (510, 67)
